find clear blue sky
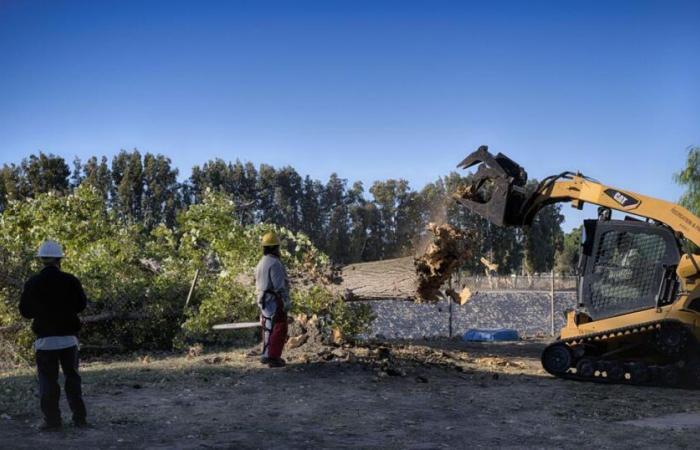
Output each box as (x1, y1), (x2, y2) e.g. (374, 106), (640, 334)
(1, 0), (699, 230)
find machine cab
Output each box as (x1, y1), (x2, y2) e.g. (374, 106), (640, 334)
(578, 218), (681, 320)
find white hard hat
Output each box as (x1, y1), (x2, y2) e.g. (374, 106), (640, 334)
(37, 240), (65, 258)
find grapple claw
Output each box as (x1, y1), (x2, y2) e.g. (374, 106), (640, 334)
(454, 146), (529, 227)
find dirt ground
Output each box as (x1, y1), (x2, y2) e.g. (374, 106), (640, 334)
(2, 338), (700, 449)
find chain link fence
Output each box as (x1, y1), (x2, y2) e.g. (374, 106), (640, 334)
(454, 274), (577, 292)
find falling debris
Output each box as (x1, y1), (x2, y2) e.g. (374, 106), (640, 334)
(335, 223), (472, 303)
(187, 343), (204, 359)
(479, 257), (498, 275)
(458, 287), (474, 305)
(414, 223), (472, 302)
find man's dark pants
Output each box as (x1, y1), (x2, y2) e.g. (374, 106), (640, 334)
(35, 346), (87, 425)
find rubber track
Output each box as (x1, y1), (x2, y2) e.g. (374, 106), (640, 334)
(544, 318), (691, 387)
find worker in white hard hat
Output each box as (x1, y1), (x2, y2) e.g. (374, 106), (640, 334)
(19, 240), (88, 431)
(254, 231), (291, 368)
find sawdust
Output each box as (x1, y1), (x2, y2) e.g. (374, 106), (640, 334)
(414, 223), (472, 302)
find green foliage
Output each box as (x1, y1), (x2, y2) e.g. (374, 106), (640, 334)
(171, 190), (338, 343)
(0, 153), (70, 212)
(555, 226), (582, 275)
(521, 179), (565, 275)
(675, 146), (700, 217)
(523, 204), (565, 274)
(0, 185), (188, 355)
(0, 187), (372, 356)
(2, 150), (571, 272)
(291, 286), (375, 337)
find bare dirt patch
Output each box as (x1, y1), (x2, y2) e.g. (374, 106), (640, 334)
(1, 339), (700, 449)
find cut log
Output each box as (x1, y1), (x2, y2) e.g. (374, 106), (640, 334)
(337, 256), (418, 301)
(337, 223), (472, 303)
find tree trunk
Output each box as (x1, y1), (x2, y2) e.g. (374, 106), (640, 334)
(337, 256), (418, 301)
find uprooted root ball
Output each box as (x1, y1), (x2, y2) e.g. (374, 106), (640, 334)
(414, 223), (472, 302)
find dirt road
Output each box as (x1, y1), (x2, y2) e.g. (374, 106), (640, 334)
(2, 339), (700, 449)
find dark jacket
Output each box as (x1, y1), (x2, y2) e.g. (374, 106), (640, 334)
(19, 266), (88, 338)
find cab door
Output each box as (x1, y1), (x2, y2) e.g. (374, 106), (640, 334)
(579, 220), (680, 320)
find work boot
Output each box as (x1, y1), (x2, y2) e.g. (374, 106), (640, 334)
(267, 358), (286, 368)
(38, 420), (62, 432)
(259, 356), (270, 364)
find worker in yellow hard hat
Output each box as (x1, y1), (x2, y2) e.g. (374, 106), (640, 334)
(254, 231), (291, 367)
(261, 231), (280, 248)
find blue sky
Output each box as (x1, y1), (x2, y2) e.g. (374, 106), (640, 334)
(1, 0), (699, 230)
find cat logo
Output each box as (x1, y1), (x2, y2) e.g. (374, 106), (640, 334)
(614, 192), (628, 204)
(604, 189), (639, 208)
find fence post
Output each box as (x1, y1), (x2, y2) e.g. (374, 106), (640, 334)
(448, 275), (453, 338)
(550, 269), (555, 336)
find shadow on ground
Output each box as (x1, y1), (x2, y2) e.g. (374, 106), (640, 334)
(2, 339), (700, 449)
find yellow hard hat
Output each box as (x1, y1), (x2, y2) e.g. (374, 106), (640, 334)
(261, 231), (280, 247)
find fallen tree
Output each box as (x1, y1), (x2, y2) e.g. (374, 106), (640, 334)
(338, 223), (472, 302)
(338, 256), (417, 301)
(0, 310), (151, 336)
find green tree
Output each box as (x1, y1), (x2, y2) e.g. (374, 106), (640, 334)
(322, 174), (350, 263)
(21, 152), (70, 196)
(347, 181), (370, 262)
(190, 158), (231, 202)
(229, 160), (258, 225)
(0, 165), (24, 212)
(256, 164), (278, 224)
(70, 157), (83, 189)
(273, 166), (303, 231)
(522, 203), (564, 274)
(674, 146), (700, 216)
(82, 156), (113, 202)
(0, 185), (185, 352)
(555, 226), (582, 274)
(300, 175), (323, 244)
(142, 153), (180, 229)
(111, 149), (144, 222)
(370, 179), (421, 257)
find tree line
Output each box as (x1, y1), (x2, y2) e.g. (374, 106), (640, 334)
(0, 149), (572, 273)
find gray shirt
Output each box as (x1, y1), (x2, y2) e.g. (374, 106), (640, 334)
(255, 255), (291, 317)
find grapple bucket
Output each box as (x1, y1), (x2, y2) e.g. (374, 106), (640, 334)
(454, 146), (530, 227)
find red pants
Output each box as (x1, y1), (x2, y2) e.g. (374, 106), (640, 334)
(262, 299), (288, 359)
